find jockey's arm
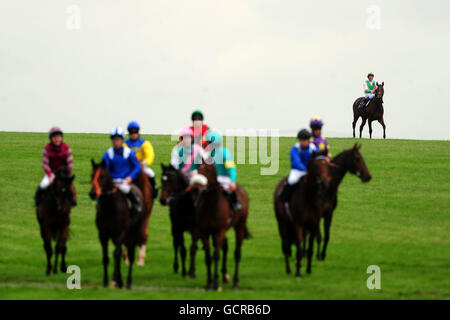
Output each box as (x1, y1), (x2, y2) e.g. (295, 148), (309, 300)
(290, 146), (306, 171)
(66, 146), (74, 173)
(141, 140), (155, 166)
(42, 147), (53, 178)
(170, 146), (181, 169)
(128, 152), (142, 181)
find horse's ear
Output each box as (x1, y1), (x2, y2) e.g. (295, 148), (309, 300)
(382, 81), (384, 86)
(100, 159), (106, 168)
(70, 175), (75, 183)
(357, 144), (362, 150)
(353, 143), (358, 151)
(91, 158), (97, 168)
(161, 163), (166, 170)
(376, 81), (379, 86)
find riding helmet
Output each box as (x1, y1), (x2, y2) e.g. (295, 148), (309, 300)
(179, 127), (194, 138)
(110, 127), (125, 139)
(310, 116), (324, 130)
(297, 129), (311, 140)
(367, 73), (374, 78)
(127, 121), (140, 133)
(191, 109), (204, 121)
(48, 126), (63, 139)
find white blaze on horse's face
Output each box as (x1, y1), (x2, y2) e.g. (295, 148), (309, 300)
(162, 175), (168, 181)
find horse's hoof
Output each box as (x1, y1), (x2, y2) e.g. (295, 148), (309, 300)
(189, 272), (196, 279)
(110, 281), (117, 289)
(60, 265), (67, 273)
(307, 269), (311, 274)
(216, 286), (223, 292)
(136, 259), (144, 267)
(223, 274), (231, 284)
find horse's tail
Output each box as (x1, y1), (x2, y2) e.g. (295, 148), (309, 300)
(244, 226), (252, 240)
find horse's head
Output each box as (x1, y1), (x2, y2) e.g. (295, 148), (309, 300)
(344, 144), (372, 182)
(52, 166), (75, 213)
(307, 152), (332, 192)
(375, 82), (384, 102)
(197, 159), (218, 185)
(160, 163), (188, 205)
(89, 159), (113, 200)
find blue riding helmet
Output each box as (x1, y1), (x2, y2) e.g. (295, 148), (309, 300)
(127, 121), (140, 132)
(110, 127), (125, 139)
(206, 131), (223, 145)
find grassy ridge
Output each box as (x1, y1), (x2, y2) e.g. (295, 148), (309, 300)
(0, 132), (449, 299)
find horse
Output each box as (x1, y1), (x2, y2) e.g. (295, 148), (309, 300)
(273, 156), (331, 277)
(159, 163), (199, 278)
(192, 161), (250, 291)
(89, 159), (147, 289)
(36, 166), (75, 275)
(315, 144), (372, 261)
(352, 82), (386, 139)
(123, 163), (154, 266)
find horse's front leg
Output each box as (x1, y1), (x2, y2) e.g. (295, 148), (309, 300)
(53, 231), (60, 274)
(352, 114), (359, 138)
(112, 242), (123, 288)
(378, 118), (386, 139)
(188, 232), (198, 279)
(368, 120), (373, 139)
(202, 235), (212, 290)
(320, 212), (333, 261)
(172, 232), (180, 273)
(59, 227), (69, 272)
(212, 233), (224, 291)
(221, 237), (230, 284)
(307, 227), (317, 274)
(295, 226), (304, 278)
(179, 233), (187, 277)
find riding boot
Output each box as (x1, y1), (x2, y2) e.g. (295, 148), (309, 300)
(34, 186), (45, 206)
(358, 98), (368, 110)
(127, 191), (142, 226)
(228, 191), (242, 212)
(148, 176), (158, 199)
(278, 183), (294, 203)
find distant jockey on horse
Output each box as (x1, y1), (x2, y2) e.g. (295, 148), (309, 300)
(102, 127), (143, 223)
(34, 127), (77, 207)
(278, 129), (319, 203)
(203, 131), (242, 211)
(170, 127), (205, 177)
(124, 121), (158, 199)
(358, 73), (378, 111)
(310, 116), (331, 160)
(190, 109), (210, 148)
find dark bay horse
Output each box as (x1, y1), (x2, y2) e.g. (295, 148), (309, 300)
(192, 162), (250, 291)
(123, 163), (154, 266)
(316, 144), (372, 261)
(352, 82), (386, 139)
(274, 156), (331, 277)
(89, 159), (146, 289)
(36, 166), (75, 275)
(159, 163), (198, 278)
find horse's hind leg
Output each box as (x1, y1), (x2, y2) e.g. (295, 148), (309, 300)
(378, 118), (386, 139)
(221, 237), (230, 284)
(316, 227), (322, 261)
(212, 233), (224, 291)
(281, 236), (291, 274)
(307, 228), (317, 274)
(352, 114), (359, 138)
(126, 244), (136, 289)
(43, 239), (52, 276)
(359, 118), (367, 138)
(188, 233), (198, 279)
(320, 212), (333, 261)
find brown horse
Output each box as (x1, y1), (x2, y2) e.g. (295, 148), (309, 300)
(89, 159), (146, 289)
(274, 156), (331, 277)
(315, 144), (372, 261)
(352, 82), (386, 139)
(123, 163), (154, 266)
(192, 161), (250, 291)
(36, 166), (75, 275)
(159, 163), (198, 278)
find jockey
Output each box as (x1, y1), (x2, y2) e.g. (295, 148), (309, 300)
(203, 131), (242, 211)
(190, 109), (210, 148)
(170, 127), (205, 177)
(102, 127), (143, 222)
(309, 116), (331, 159)
(124, 121), (158, 199)
(278, 129), (318, 203)
(34, 127), (77, 206)
(359, 73), (378, 110)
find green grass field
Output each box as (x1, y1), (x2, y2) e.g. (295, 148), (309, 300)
(0, 132), (449, 300)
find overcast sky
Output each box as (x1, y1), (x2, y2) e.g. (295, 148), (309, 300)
(1, 0), (449, 140)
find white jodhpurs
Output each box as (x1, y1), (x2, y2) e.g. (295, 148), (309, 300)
(39, 174), (53, 189)
(287, 169), (306, 185)
(365, 93), (375, 99)
(113, 179), (131, 194)
(217, 175), (232, 191)
(142, 162), (155, 178)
